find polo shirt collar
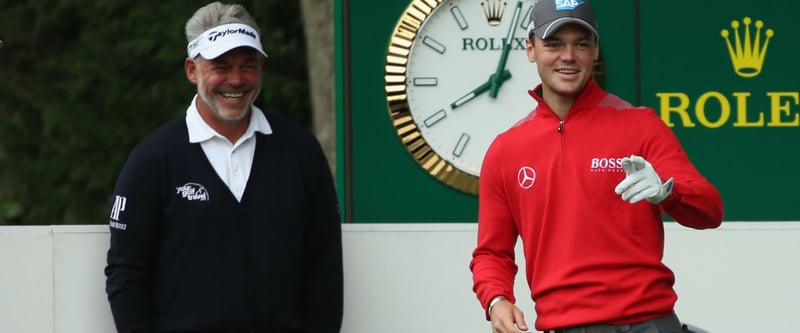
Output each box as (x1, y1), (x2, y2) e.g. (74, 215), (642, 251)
(186, 94), (273, 144)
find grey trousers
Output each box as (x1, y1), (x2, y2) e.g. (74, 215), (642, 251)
(542, 313), (686, 333)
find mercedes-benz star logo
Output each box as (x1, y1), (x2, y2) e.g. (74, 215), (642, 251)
(517, 166), (536, 189)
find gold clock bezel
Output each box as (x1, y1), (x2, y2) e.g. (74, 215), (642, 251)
(384, 0), (480, 195)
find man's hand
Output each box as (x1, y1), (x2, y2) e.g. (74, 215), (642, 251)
(614, 155), (674, 204)
(490, 299), (529, 333)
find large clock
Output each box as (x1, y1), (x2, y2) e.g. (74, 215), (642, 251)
(385, 0), (541, 195)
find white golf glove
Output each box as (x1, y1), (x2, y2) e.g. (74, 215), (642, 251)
(614, 155), (674, 204)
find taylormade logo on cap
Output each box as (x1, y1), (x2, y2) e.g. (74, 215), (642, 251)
(187, 23), (268, 59)
(208, 27), (256, 42)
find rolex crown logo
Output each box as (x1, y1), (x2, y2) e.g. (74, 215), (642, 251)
(481, 0), (507, 26)
(720, 17), (774, 78)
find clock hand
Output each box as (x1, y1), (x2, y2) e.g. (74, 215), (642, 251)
(489, 0), (523, 98)
(450, 69), (512, 110)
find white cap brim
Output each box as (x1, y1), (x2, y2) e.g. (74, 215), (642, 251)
(187, 23), (268, 59)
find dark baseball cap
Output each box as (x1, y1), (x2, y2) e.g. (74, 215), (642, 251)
(527, 0), (598, 40)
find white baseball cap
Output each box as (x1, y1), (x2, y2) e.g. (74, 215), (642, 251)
(187, 23), (268, 59)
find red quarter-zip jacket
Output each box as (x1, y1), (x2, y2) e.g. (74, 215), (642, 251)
(470, 79), (723, 330)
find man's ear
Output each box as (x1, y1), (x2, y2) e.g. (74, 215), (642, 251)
(525, 38), (536, 63)
(185, 57), (198, 84)
(594, 42), (600, 61)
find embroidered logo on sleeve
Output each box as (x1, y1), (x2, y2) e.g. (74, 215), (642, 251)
(109, 195), (127, 230)
(176, 183), (210, 201)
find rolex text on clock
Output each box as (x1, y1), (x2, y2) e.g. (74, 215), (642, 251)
(385, 0), (541, 195)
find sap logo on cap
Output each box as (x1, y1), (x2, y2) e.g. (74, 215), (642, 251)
(176, 183), (210, 202)
(556, 0), (584, 11)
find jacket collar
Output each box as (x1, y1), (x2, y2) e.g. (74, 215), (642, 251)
(527, 78), (604, 119)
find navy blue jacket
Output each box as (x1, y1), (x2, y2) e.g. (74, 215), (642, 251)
(105, 110), (342, 333)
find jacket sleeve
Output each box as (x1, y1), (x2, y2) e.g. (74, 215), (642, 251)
(105, 144), (164, 333)
(301, 138), (343, 333)
(641, 110), (724, 229)
(470, 138), (519, 320)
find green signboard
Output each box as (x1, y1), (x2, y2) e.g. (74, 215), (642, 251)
(639, 1), (798, 220)
(336, 0), (797, 222)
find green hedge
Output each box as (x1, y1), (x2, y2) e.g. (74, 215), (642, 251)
(0, 1), (309, 224)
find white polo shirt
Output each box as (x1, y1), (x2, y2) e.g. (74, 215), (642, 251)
(185, 95), (272, 201)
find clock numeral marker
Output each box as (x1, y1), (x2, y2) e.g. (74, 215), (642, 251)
(453, 133), (470, 157)
(423, 109), (447, 128)
(451, 92), (475, 109)
(450, 6), (469, 30)
(422, 36), (446, 54)
(413, 77), (438, 86)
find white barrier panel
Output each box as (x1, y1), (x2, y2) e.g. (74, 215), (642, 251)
(0, 223), (798, 333)
(0, 227), (55, 333)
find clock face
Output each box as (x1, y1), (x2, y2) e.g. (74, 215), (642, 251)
(385, 0), (541, 195)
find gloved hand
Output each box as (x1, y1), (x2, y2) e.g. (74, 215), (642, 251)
(614, 155), (674, 204)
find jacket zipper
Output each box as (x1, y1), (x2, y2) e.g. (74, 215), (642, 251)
(558, 120), (566, 169)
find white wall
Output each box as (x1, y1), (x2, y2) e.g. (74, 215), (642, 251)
(0, 226), (115, 333)
(0, 223), (798, 333)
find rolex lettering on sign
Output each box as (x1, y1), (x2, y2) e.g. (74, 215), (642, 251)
(385, 0), (541, 195)
(657, 16), (794, 129)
